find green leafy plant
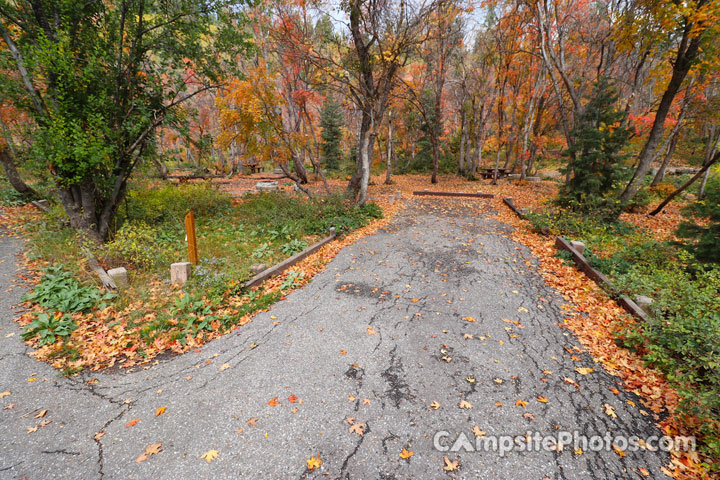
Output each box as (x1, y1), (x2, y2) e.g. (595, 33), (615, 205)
(22, 266), (113, 313)
(22, 312), (78, 346)
(252, 243), (271, 259)
(280, 270), (306, 290)
(269, 225), (292, 241)
(0, 176), (32, 206)
(105, 221), (170, 269)
(281, 239), (308, 255)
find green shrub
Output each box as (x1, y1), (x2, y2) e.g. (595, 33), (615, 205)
(237, 192), (382, 236)
(121, 183), (233, 225)
(105, 221), (172, 269)
(620, 265), (720, 463)
(22, 312), (78, 346)
(676, 176), (720, 263)
(22, 266), (113, 313)
(281, 239), (308, 255)
(0, 178), (30, 206)
(543, 206), (720, 463)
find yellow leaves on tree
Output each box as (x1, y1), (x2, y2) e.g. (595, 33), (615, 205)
(216, 60), (314, 166)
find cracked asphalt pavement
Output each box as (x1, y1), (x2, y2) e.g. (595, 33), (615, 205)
(0, 200), (671, 479)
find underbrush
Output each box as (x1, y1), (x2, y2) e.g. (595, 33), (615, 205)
(528, 208), (720, 468)
(19, 182), (383, 371)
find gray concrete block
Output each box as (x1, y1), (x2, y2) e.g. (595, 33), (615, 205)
(251, 263), (267, 275)
(171, 262), (192, 285)
(107, 267), (128, 288)
(570, 241), (586, 255)
(256, 181), (279, 192)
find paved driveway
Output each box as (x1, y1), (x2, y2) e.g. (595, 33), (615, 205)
(0, 201), (670, 479)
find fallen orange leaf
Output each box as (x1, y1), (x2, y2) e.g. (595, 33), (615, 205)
(399, 448), (414, 459)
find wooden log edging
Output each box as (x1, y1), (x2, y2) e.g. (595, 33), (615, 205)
(413, 190), (494, 199)
(554, 236), (649, 322)
(83, 250), (117, 291)
(243, 228), (337, 290)
(502, 197), (526, 219)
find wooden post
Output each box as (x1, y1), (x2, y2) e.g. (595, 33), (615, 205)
(185, 210), (198, 265)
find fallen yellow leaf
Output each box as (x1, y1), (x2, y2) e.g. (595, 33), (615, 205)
(201, 450), (219, 463)
(442, 456), (459, 471)
(603, 403), (617, 418)
(307, 454), (322, 471)
(155, 406), (166, 416)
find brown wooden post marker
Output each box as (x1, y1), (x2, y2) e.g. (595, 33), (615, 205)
(185, 210), (198, 265)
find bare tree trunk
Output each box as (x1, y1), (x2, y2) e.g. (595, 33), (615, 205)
(347, 110), (376, 204)
(458, 107), (467, 175)
(492, 142), (502, 185)
(59, 184), (103, 243)
(278, 161), (312, 199)
(292, 154), (308, 184)
(431, 137), (440, 184)
(698, 168), (712, 200)
(650, 129), (680, 187)
(0, 148), (38, 197)
(385, 114), (393, 185)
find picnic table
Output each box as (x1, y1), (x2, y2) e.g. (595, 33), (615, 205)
(479, 168), (509, 179)
(244, 163), (265, 174)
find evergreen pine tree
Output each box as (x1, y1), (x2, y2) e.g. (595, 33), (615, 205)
(320, 100), (344, 170)
(676, 175), (720, 263)
(559, 78), (631, 219)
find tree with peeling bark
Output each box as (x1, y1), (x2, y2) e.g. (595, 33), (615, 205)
(0, 0), (249, 242)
